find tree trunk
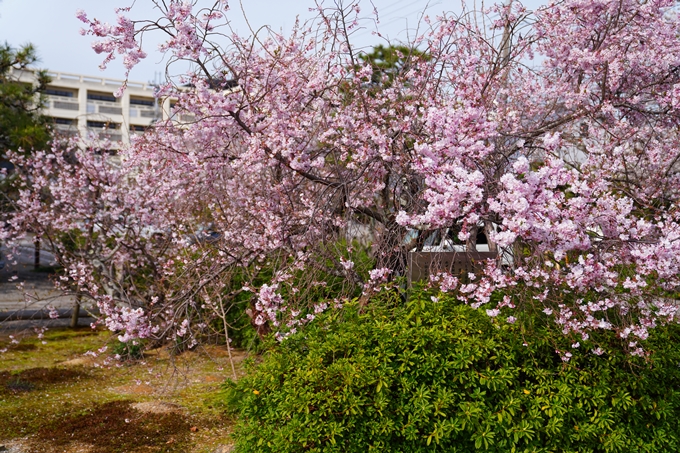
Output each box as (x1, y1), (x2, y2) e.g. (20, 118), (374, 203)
(466, 225), (478, 252)
(34, 236), (40, 270)
(70, 295), (81, 328)
(484, 221), (498, 254)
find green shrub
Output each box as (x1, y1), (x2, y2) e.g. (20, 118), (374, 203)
(222, 290), (680, 452)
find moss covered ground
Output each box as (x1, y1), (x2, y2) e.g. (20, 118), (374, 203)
(0, 326), (242, 452)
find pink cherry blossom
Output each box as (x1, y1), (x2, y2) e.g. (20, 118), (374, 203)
(4, 0), (680, 349)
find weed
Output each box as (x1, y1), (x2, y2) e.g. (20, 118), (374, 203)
(111, 339), (145, 361)
(4, 378), (34, 393)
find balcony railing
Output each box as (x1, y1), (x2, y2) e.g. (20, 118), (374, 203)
(87, 100), (123, 116)
(98, 132), (123, 142)
(52, 124), (79, 139)
(129, 104), (159, 119)
(87, 128), (122, 143)
(48, 95), (79, 111)
(99, 105), (123, 115)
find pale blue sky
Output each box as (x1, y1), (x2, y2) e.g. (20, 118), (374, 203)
(0, 0), (543, 84)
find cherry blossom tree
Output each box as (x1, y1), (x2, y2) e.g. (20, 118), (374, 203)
(6, 0), (680, 353)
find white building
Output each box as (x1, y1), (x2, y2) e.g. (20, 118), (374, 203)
(11, 68), (170, 152)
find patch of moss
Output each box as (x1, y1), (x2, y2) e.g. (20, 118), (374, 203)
(0, 328), (111, 370)
(0, 326), (239, 451)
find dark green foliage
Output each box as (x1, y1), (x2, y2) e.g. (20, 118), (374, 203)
(223, 290), (680, 452)
(215, 239), (374, 350)
(0, 42), (52, 213)
(358, 45), (429, 87)
(0, 42), (51, 154)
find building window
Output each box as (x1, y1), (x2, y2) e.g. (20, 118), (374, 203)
(45, 88), (75, 97)
(87, 120), (119, 129)
(130, 125), (148, 132)
(52, 118), (75, 125)
(130, 97), (155, 106)
(94, 149), (118, 156)
(87, 92), (118, 103)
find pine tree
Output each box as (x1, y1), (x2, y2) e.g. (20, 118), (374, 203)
(0, 42), (51, 212)
(0, 42), (51, 157)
